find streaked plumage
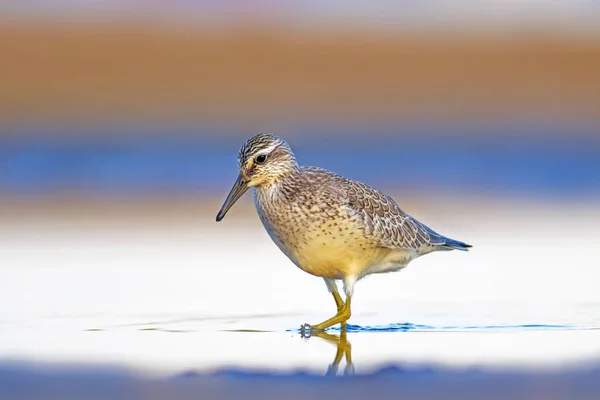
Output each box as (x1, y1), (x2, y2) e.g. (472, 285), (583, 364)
(217, 133), (471, 332)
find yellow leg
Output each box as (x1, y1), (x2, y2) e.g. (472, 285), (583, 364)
(324, 278), (345, 311)
(310, 294), (352, 332)
(331, 290), (344, 311)
(330, 291), (347, 330)
(324, 278), (347, 330)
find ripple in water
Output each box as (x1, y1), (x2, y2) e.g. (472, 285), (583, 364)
(290, 322), (591, 333)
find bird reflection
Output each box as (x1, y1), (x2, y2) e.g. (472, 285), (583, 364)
(305, 330), (354, 376)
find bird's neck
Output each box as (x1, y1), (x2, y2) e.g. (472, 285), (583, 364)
(254, 168), (301, 206)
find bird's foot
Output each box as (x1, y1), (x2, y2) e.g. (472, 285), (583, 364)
(300, 321), (347, 337)
(300, 323), (315, 338)
(301, 296), (351, 337)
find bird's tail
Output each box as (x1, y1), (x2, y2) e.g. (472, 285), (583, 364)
(441, 237), (472, 251)
(420, 223), (472, 251)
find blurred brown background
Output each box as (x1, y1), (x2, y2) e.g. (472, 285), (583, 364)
(2, 14), (600, 134)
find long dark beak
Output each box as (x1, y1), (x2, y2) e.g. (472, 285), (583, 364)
(216, 174), (249, 221)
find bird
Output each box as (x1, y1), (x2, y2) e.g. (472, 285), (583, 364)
(216, 133), (471, 333)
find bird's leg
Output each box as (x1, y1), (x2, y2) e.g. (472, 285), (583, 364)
(324, 278), (345, 311)
(301, 278), (354, 334)
(331, 292), (347, 330)
(332, 291), (345, 312)
(309, 294), (351, 332)
(323, 278), (347, 330)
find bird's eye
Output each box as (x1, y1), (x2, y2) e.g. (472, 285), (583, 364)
(255, 154), (267, 164)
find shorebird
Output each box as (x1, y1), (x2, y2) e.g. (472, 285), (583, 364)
(216, 133), (471, 332)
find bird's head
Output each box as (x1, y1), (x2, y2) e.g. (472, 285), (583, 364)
(216, 133), (298, 221)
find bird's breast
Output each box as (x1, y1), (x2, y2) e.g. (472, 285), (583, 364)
(254, 190), (384, 279)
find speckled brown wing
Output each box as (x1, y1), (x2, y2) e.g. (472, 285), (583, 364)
(340, 178), (443, 250)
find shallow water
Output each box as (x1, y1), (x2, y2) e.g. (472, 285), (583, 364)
(1, 199), (600, 399)
(1, 202), (599, 376)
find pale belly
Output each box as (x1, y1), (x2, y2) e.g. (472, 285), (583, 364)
(263, 218), (407, 280)
(254, 190), (419, 280)
(291, 236), (388, 279)
(258, 218), (362, 279)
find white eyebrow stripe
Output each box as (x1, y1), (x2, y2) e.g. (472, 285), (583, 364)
(241, 143), (279, 167)
(256, 142), (280, 157)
